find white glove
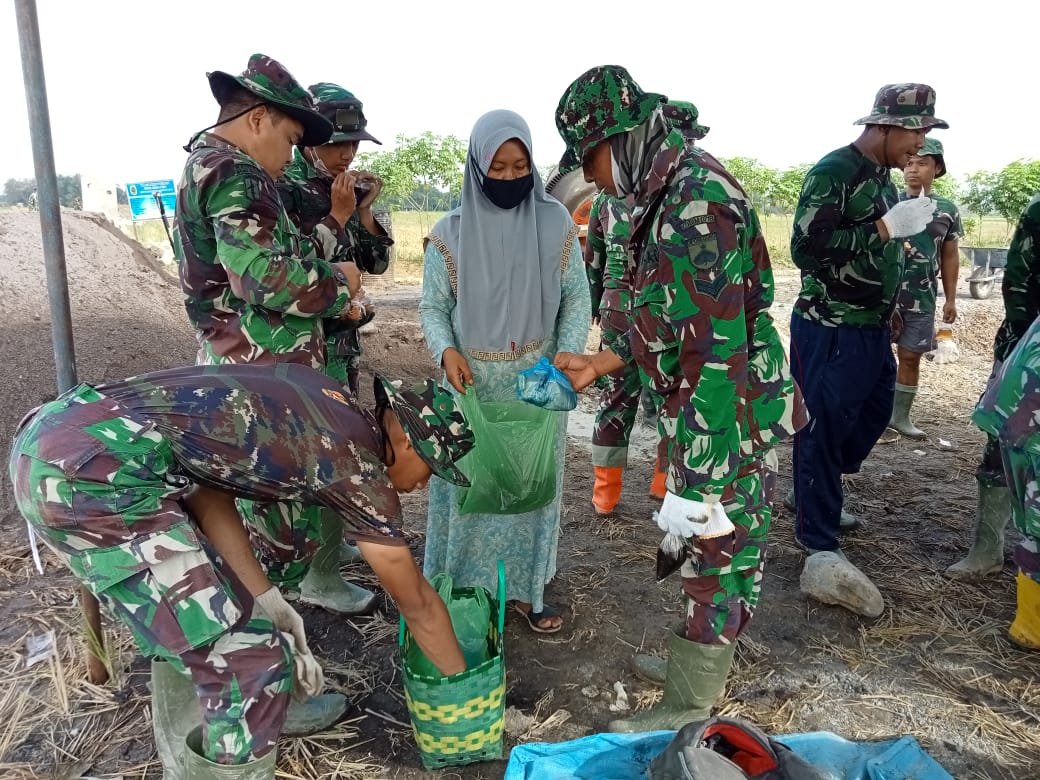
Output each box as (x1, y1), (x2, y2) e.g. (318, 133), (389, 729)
(255, 588), (310, 656)
(284, 634), (325, 699)
(880, 191), (934, 239)
(654, 492), (735, 540)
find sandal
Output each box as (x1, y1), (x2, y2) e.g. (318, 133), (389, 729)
(514, 603), (563, 634)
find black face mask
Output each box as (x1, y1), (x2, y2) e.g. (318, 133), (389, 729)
(481, 173), (534, 209)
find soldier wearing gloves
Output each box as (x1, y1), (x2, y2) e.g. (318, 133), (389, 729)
(8, 363), (473, 777)
(786, 84), (947, 614)
(552, 65), (806, 732)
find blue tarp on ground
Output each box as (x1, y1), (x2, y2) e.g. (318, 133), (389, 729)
(503, 730), (953, 780)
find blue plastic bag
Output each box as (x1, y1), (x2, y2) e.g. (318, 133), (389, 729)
(517, 357), (578, 411)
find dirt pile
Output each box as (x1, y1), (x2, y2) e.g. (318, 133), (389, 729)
(0, 209), (197, 517)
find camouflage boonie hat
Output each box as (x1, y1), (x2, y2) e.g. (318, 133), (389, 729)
(854, 83), (949, 130)
(555, 65), (667, 175)
(308, 83), (382, 145)
(916, 136), (947, 177)
(374, 376), (474, 486)
(207, 54), (333, 147)
(662, 100), (709, 141)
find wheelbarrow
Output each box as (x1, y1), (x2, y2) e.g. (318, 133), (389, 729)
(962, 246), (1008, 299)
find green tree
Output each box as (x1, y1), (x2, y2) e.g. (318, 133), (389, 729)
(769, 163), (812, 214)
(721, 157), (776, 214)
(961, 170), (997, 245)
(990, 159), (1040, 237)
(3, 177), (36, 206)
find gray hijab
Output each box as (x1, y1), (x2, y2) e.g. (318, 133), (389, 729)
(429, 110), (573, 355)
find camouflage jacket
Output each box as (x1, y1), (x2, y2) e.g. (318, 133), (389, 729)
(174, 133), (350, 369)
(975, 315), (1040, 455)
(897, 191), (963, 315)
(584, 191), (635, 315)
(277, 147), (393, 275)
(623, 129), (807, 500)
(791, 144), (902, 327)
(993, 193), (1040, 362)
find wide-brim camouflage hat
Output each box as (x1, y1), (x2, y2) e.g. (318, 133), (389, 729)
(207, 54), (333, 147)
(374, 375), (474, 486)
(663, 100), (709, 141)
(917, 136), (947, 177)
(853, 83), (949, 130)
(555, 65), (666, 175)
(308, 83), (382, 145)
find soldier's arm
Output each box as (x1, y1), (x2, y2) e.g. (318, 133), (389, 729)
(657, 198), (747, 501)
(998, 197), (1040, 359)
(184, 485), (271, 597)
(584, 193), (607, 313)
(348, 213), (392, 275)
(207, 165), (350, 318)
(790, 169), (889, 271)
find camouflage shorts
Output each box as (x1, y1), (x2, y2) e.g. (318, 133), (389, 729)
(239, 499), (324, 591)
(679, 449), (777, 644)
(1000, 445), (1040, 581)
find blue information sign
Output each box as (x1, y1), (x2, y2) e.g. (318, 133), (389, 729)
(126, 179), (176, 221)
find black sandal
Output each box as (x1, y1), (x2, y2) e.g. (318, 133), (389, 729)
(514, 603), (563, 634)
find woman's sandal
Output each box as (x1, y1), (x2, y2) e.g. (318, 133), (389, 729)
(514, 603), (563, 634)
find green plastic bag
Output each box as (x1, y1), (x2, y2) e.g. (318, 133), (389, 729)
(405, 572), (492, 676)
(455, 390), (557, 515)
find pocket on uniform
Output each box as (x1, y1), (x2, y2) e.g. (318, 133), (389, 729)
(85, 521), (242, 655)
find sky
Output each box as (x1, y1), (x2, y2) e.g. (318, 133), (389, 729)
(0, 0), (1034, 189)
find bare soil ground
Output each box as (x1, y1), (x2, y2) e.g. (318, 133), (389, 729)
(0, 209), (1038, 779)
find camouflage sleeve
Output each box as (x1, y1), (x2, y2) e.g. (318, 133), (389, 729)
(947, 201), (964, 242)
(995, 196), (1040, 362)
(311, 215), (350, 262)
(207, 165), (349, 318)
(654, 197), (747, 500)
(791, 169), (887, 271)
(584, 192), (607, 313)
(349, 212), (393, 275)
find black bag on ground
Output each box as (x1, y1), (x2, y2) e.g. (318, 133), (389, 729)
(648, 716), (829, 780)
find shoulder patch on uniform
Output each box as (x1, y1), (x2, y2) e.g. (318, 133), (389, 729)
(322, 388), (349, 405)
(688, 234), (721, 270)
(679, 214), (716, 231)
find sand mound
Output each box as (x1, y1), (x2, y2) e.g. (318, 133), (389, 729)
(0, 209), (197, 516)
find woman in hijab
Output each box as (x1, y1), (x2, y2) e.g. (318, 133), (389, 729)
(419, 110), (592, 633)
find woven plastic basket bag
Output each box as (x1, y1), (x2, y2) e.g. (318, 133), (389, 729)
(399, 561), (506, 769)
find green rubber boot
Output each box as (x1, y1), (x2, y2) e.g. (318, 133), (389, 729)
(632, 653), (667, 685)
(151, 658), (200, 780)
(784, 488), (860, 532)
(183, 725), (276, 779)
(299, 513), (377, 615)
(282, 693), (348, 736)
(888, 383), (926, 440)
(609, 632), (735, 732)
(340, 542), (363, 564)
(945, 484), (1010, 581)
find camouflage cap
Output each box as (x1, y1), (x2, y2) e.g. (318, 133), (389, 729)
(374, 376), (475, 486)
(207, 54), (332, 147)
(853, 83), (949, 130)
(555, 65), (667, 175)
(916, 136), (947, 177)
(662, 100), (709, 141)
(308, 83), (382, 146)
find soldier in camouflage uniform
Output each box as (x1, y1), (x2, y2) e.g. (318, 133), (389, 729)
(174, 54), (376, 618)
(588, 101), (710, 515)
(973, 307), (1040, 650)
(948, 193), (1040, 581)
(553, 65), (806, 732)
(8, 362), (473, 776)
(788, 84), (946, 612)
(278, 83), (393, 397)
(887, 137), (963, 439)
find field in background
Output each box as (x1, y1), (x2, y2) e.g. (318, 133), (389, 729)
(391, 211), (1014, 280)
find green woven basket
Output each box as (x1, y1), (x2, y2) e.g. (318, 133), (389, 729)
(399, 561), (506, 770)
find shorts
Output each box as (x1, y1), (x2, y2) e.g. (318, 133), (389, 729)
(897, 310), (936, 354)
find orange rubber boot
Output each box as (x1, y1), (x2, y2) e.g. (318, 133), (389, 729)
(592, 466), (623, 515)
(649, 458), (667, 499)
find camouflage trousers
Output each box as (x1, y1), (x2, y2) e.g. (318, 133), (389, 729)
(678, 450), (777, 644)
(239, 499), (324, 591)
(593, 308), (658, 468)
(8, 387), (291, 763)
(1000, 445), (1040, 582)
(977, 362), (1008, 488)
(327, 327), (362, 397)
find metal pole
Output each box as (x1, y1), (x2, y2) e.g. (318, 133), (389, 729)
(14, 0), (108, 686)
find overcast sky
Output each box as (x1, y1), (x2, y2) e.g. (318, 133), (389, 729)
(1, 0), (1032, 188)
